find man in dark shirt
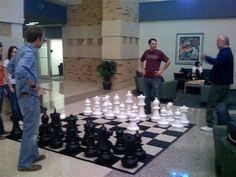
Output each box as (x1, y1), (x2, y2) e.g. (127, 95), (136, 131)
(140, 38), (171, 114)
(201, 34), (234, 132)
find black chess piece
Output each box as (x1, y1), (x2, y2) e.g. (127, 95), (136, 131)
(49, 107), (64, 149)
(82, 120), (92, 146)
(96, 124), (114, 164)
(121, 134), (138, 168)
(38, 108), (51, 146)
(134, 131), (146, 160)
(65, 114), (81, 153)
(84, 121), (97, 157)
(9, 115), (22, 140)
(113, 129), (125, 155)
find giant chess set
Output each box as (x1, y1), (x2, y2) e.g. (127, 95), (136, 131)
(8, 91), (194, 174)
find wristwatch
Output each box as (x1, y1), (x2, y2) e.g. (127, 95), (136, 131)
(30, 85), (36, 88)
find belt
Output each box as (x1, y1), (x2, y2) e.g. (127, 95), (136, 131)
(21, 92), (30, 96)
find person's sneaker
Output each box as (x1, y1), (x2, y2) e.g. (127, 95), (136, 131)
(0, 136), (6, 140)
(18, 164), (42, 172)
(200, 126), (213, 132)
(33, 155), (46, 163)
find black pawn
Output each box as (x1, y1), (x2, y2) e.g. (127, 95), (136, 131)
(96, 125), (114, 164)
(113, 129), (125, 155)
(121, 134), (138, 168)
(84, 121), (97, 157)
(65, 114), (81, 153)
(9, 115), (22, 140)
(38, 108), (51, 146)
(134, 131), (146, 160)
(49, 107), (63, 149)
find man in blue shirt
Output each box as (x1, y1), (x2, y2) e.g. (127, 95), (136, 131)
(201, 34), (234, 132)
(8, 26), (46, 171)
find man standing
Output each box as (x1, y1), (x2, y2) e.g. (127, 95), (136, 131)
(201, 34), (234, 132)
(140, 38), (171, 114)
(7, 26), (46, 171)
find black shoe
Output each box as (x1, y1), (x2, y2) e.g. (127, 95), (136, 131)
(0, 136), (6, 140)
(145, 110), (152, 114)
(18, 164), (42, 172)
(33, 155), (46, 163)
(1, 131), (10, 135)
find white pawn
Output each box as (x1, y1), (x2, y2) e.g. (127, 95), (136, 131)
(113, 94), (120, 116)
(166, 102), (174, 123)
(137, 94), (146, 121)
(151, 98), (161, 122)
(93, 96), (102, 118)
(132, 103), (140, 123)
(116, 102), (127, 121)
(127, 113), (139, 133)
(171, 109), (184, 129)
(105, 102), (115, 119)
(83, 98), (92, 116)
(157, 107), (169, 128)
(102, 95), (110, 114)
(180, 105), (190, 126)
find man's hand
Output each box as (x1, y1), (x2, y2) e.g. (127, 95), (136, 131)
(154, 70), (162, 77)
(9, 86), (15, 93)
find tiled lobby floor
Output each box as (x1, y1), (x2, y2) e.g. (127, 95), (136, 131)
(0, 78), (217, 177)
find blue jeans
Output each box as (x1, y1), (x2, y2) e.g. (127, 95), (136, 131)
(18, 95), (40, 169)
(143, 77), (162, 113)
(0, 86), (5, 134)
(4, 84), (22, 121)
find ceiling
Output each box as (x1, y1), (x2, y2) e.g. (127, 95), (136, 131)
(24, 0), (81, 26)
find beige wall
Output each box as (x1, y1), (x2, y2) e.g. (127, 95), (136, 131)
(63, 0), (139, 89)
(0, 0), (24, 56)
(140, 18), (236, 89)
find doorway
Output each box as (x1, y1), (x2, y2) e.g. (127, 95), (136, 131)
(38, 39), (63, 79)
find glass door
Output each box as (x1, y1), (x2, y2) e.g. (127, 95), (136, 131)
(38, 41), (51, 78)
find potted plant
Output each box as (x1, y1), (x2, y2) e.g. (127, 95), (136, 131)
(96, 60), (117, 90)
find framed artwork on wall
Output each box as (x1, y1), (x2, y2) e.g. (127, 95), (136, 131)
(175, 33), (204, 65)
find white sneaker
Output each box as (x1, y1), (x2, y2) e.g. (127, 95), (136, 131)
(200, 126), (213, 132)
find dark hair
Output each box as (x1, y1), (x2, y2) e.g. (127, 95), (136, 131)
(26, 26), (45, 43)
(7, 46), (17, 59)
(0, 42), (3, 48)
(148, 38), (157, 44)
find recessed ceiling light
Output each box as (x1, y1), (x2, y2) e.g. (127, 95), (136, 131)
(25, 22), (39, 26)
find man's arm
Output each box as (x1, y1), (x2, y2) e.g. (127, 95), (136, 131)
(140, 60), (146, 75)
(7, 57), (16, 77)
(160, 60), (171, 74)
(154, 59), (171, 77)
(16, 52), (37, 88)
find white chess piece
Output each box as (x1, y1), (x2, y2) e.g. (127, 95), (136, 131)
(151, 98), (161, 122)
(105, 102), (115, 119)
(83, 98), (92, 116)
(180, 105), (190, 126)
(157, 107), (169, 128)
(171, 109), (184, 129)
(116, 102), (127, 121)
(125, 90), (133, 116)
(132, 103), (140, 123)
(92, 96), (102, 118)
(137, 94), (146, 121)
(113, 94), (120, 116)
(127, 113), (139, 133)
(166, 102), (174, 123)
(102, 95), (110, 114)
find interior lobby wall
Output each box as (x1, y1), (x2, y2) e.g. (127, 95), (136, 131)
(0, 0), (24, 56)
(139, 18), (236, 89)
